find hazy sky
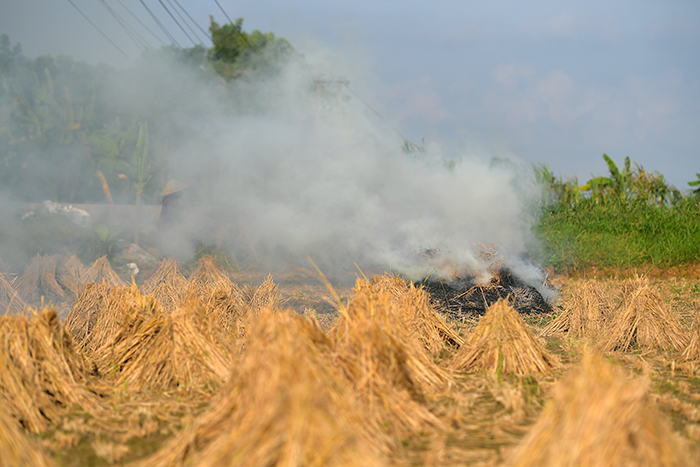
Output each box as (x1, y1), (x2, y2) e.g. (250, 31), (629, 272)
(1, 0), (698, 188)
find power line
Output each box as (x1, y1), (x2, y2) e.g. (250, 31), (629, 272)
(115, 0), (168, 47)
(165, 0), (207, 45)
(138, 0), (182, 49)
(156, 0), (198, 46)
(98, 0), (153, 52)
(213, 0), (233, 24)
(170, 0), (212, 43)
(65, 0), (133, 61)
(345, 84), (409, 142)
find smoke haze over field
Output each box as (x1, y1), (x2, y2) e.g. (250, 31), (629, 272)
(0, 38), (546, 292)
(138, 51), (541, 284)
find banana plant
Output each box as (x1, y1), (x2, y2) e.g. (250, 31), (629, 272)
(690, 173), (700, 196)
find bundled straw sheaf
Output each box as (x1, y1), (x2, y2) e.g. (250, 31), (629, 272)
(141, 259), (187, 312)
(600, 276), (688, 352)
(541, 279), (612, 338)
(330, 277), (450, 437)
(0, 406), (56, 467)
(64, 282), (113, 346)
(0, 308), (97, 433)
(451, 298), (557, 376)
(370, 273), (463, 351)
(509, 350), (689, 467)
(679, 310), (700, 366)
(14, 254), (66, 304)
(139, 309), (385, 467)
(89, 294), (233, 392)
(81, 256), (126, 288)
(0, 274), (27, 314)
(188, 255), (232, 293)
(74, 284), (144, 357)
(56, 254), (87, 298)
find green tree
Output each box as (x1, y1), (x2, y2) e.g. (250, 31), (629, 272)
(208, 17), (295, 80)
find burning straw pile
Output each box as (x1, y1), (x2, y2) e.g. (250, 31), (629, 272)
(600, 276), (688, 352)
(0, 308), (97, 433)
(330, 277), (451, 438)
(451, 298), (557, 376)
(419, 267), (554, 318)
(139, 309), (384, 467)
(509, 351), (689, 467)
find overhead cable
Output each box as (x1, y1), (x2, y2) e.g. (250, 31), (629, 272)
(165, 0), (207, 45)
(213, 0), (234, 24)
(65, 0), (133, 61)
(171, 0), (212, 43)
(98, 0), (152, 51)
(156, 0), (198, 46)
(138, 0), (182, 49)
(115, 0), (168, 46)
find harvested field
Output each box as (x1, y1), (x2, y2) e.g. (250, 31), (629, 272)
(0, 260), (699, 466)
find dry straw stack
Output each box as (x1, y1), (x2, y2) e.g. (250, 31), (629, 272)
(451, 298), (557, 376)
(14, 254), (66, 304)
(56, 254), (87, 298)
(330, 277), (450, 438)
(88, 292), (233, 392)
(600, 276), (688, 352)
(64, 282), (113, 346)
(370, 273), (463, 351)
(0, 406), (56, 467)
(0, 308), (97, 433)
(0, 274), (27, 314)
(679, 309), (700, 370)
(141, 259), (188, 312)
(541, 279), (612, 338)
(509, 351), (689, 467)
(80, 256), (126, 288)
(74, 284), (144, 357)
(140, 309), (384, 467)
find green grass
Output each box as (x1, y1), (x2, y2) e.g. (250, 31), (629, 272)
(532, 197), (700, 272)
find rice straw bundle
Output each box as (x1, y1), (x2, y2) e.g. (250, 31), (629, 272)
(64, 282), (113, 345)
(14, 254), (66, 303)
(139, 309), (384, 467)
(56, 254), (87, 298)
(76, 284), (144, 357)
(89, 294), (233, 391)
(679, 310), (700, 366)
(451, 298), (557, 376)
(141, 259), (187, 312)
(370, 273), (463, 351)
(330, 277), (449, 438)
(208, 275), (281, 341)
(188, 255), (232, 292)
(509, 350), (689, 467)
(0, 308), (97, 433)
(600, 276), (688, 352)
(243, 274), (281, 313)
(0, 274), (27, 314)
(81, 256), (125, 288)
(0, 406), (56, 467)
(541, 279), (612, 338)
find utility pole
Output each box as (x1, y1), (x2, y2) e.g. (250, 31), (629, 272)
(312, 76), (349, 117)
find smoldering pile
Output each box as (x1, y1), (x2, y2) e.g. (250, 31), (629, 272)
(416, 266), (555, 319)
